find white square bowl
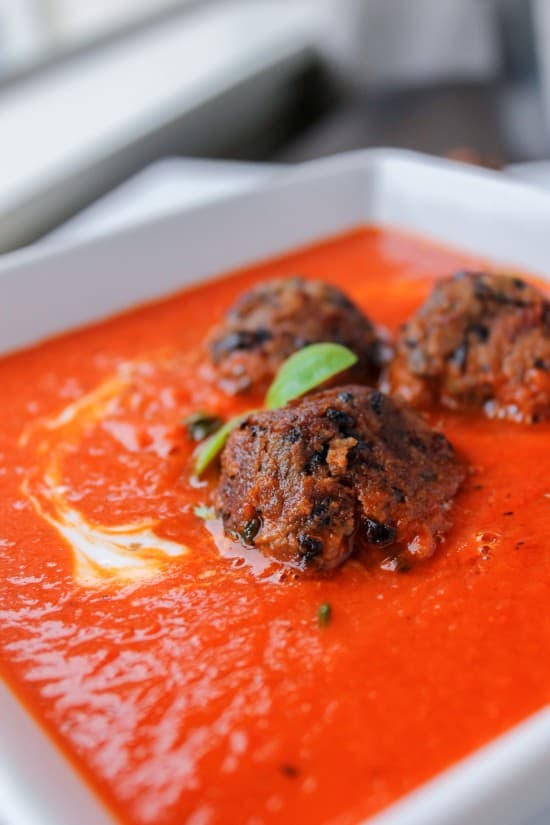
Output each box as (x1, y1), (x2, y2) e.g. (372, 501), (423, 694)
(1, 149), (550, 825)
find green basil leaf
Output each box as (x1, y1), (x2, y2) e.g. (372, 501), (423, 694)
(193, 344), (357, 476)
(193, 413), (251, 477)
(318, 602), (332, 627)
(193, 504), (216, 521)
(265, 343), (358, 410)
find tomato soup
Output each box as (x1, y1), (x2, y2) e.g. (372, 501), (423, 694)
(1, 227), (549, 825)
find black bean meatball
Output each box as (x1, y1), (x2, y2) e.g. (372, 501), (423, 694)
(386, 271), (550, 422)
(215, 386), (464, 571)
(206, 277), (382, 395)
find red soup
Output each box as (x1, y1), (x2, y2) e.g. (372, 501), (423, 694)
(1, 227), (549, 825)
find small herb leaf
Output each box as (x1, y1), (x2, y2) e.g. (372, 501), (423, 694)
(194, 504), (216, 521)
(318, 602), (332, 627)
(194, 414), (251, 477)
(265, 343), (358, 410)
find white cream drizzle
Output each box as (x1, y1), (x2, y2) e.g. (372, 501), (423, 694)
(20, 362), (189, 585)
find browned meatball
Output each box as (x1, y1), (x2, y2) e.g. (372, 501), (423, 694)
(206, 277), (382, 395)
(387, 271), (550, 423)
(215, 386), (464, 571)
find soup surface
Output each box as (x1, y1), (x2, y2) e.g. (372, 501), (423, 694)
(1, 227), (549, 825)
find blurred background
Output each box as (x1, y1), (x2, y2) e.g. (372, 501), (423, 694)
(2, 0), (550, 252)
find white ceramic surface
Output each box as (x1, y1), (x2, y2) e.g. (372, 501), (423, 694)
(45, 158), (279, 244)
(1, 149), (549, 825)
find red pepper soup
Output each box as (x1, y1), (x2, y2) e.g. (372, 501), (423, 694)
(1, 227), (549, 825)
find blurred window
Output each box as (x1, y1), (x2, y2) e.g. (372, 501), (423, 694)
(0, 0), (194, 77)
